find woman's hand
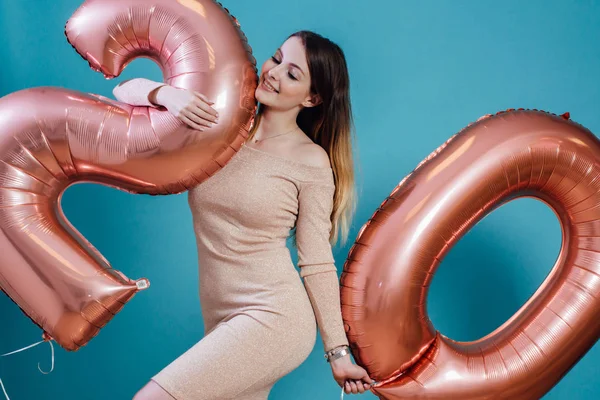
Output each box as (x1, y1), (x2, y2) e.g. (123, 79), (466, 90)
(330, 354), (375, 395)
(150, 85), (219, 131)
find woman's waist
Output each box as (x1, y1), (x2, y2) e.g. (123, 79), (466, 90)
(196, 236), (291, 260)
(196, 244), (298, 272)
(199, 276), (315, 326)
(199, 257), (303, 294)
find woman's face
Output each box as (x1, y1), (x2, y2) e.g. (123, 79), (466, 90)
(255, 36), (317, 111)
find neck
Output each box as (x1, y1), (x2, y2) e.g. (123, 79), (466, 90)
(255, 105), (300, 137)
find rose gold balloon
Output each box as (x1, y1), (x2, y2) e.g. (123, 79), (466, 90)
(0, 0), (257, 351)
(342, 110), (600, 399)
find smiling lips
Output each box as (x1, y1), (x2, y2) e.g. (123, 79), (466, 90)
(262, 78), (279, 93)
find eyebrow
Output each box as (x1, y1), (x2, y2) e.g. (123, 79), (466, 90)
(277, 48), (305, 76)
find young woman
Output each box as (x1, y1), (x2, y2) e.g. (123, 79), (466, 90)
(114, 30), (374, 399)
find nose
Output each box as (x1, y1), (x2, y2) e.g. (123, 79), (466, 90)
(266, 64), (283, 81)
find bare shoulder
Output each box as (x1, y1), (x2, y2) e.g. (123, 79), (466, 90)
(294, 142), (331, 168)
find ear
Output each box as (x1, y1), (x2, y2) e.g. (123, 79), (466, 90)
(302, 93), (322, 108)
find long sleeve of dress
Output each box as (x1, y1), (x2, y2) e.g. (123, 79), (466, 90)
(111, 77), (166, 107)
(296, 178), (350, 353)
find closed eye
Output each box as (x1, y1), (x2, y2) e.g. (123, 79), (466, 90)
(271, 55), (298, 80)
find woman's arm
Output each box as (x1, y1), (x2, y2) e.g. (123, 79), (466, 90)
(302, 268), (350, 352)
(112, 77), (167, 107)
(111, 78), (219, 130)
(296, 176), (374, 393)
(295, 179), (349, 353)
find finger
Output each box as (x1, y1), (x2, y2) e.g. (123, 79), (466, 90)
(344, 381), (351, 395)
(179, 114), (205, 131)
(194, 91), (214, 105)
(188, 105), (218, 124)
(349, 380), (358, 394)
(355, 380), (365, 394)
(363, 374), (374, 384)
(182, 109), (213, 128)
(363, 382), (371, 391)
(194, 99), (219, 118)
(179, 111), (207, 131)
(193, 97), (219, 118)
(353, 369), (373, 384)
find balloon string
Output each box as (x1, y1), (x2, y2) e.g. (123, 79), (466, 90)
(37, 341), (55, 374)
(0, 339), (46, 357)
(0, 378), (9, 400)
(0, 338), (55, 400)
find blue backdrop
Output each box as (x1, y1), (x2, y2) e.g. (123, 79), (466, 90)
(0, 0), (598, 399)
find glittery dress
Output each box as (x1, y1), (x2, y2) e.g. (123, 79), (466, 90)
(113, 79), (350, 400)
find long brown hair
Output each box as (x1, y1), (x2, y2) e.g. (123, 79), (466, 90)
(249, 31), (356, 246)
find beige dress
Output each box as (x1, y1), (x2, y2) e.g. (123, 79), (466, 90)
(150, 142), (350, 400)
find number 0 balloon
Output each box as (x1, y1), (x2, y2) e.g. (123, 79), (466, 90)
(342, 110), (600, 399)
(0, 0), (257, 351)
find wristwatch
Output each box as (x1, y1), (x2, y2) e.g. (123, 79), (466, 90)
(324, 345), (350, 362)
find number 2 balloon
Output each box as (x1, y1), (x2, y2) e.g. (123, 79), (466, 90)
(0, 0), (257, 351)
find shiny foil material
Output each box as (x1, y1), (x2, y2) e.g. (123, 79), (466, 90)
(0, 0), (257, 351)
(342, 110), (600, 399)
